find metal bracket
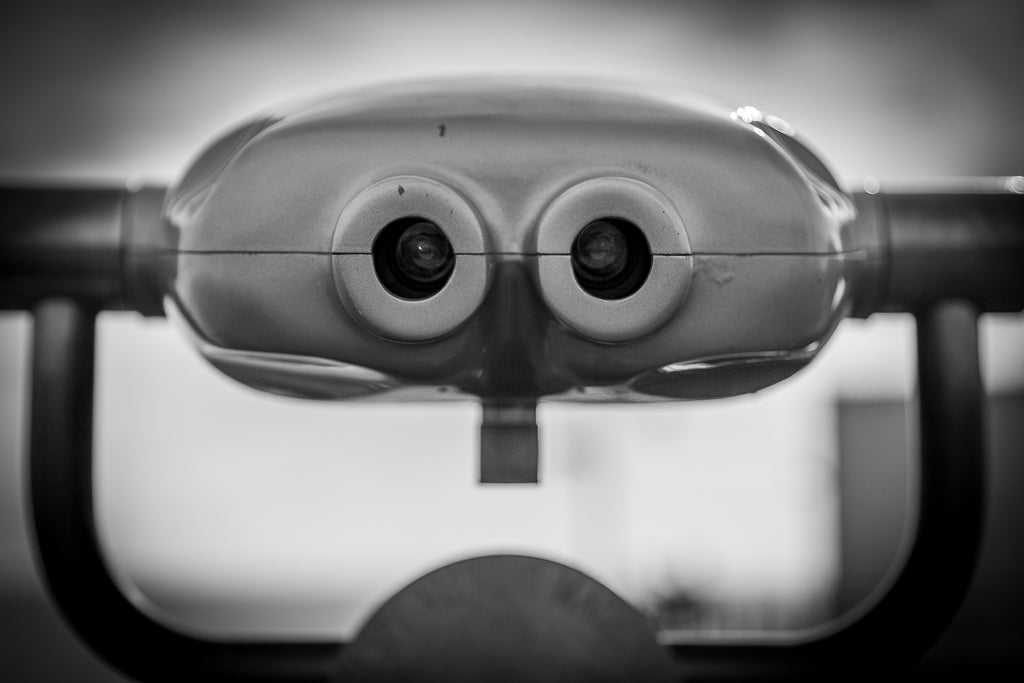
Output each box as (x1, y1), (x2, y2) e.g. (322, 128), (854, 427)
(26, 298), (986, 681)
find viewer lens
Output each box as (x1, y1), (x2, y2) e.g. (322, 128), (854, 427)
(395, 222), (453, 285)
(573, 221), (629, 279)
(374, 218), (455, 299)
(570, 219), (651, 300)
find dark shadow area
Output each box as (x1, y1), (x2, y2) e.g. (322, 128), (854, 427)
(0, 590), (128, 683)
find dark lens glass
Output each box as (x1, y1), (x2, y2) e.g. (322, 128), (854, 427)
(573, 221), (628, 279)
(571, 219), (651, 300)
(373, 218), (455, 299)
(395, 222), (453, 285)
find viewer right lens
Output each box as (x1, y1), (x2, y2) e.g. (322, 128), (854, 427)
(373, 217), (455, 299)
(570, 219), (651, 300)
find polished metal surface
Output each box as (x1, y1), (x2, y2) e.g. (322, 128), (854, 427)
(165, 80), (853, 403)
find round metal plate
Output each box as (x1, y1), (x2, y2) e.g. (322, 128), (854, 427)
(335, 555), (676, 682)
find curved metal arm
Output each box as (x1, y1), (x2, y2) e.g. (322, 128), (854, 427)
(1, 185), (172, 315)
(0, 187), (126, 310)
(670, 300), (985, 679)
(849, 187), (1024, 316)
(27, 302), (987, 682)
(28, 299), (341, 682)
(17, 184), (1010, 680)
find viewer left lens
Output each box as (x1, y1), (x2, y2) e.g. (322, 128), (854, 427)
(374, 218), (455, 299)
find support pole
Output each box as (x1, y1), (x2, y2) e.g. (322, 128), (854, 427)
(28, 298), (341, 682)
(671, 301), (985, 679)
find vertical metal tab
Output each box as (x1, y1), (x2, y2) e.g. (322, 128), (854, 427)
(479, 401), (539, 484)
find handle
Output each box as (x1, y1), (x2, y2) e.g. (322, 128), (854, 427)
(11, 181), (1019, 680)
(0, 184), (171, 315)
(849, 185), (1024, 316)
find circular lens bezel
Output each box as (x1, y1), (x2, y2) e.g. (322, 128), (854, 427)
(332, 175), (489, 342)
(373, 216), (456, 299)
(570, 218), (651, 299)
(532, 177), (691, 342)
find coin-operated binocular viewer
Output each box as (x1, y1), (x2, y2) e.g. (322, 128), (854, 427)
(2, 80), (1022, 681)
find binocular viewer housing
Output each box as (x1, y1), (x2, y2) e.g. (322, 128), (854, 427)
(161, 80), (865, 404)
(5, 78), (1019, 481)
(3, 77), (1022, 681)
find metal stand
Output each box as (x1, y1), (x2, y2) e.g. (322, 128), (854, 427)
(670, 301), (985, 680)
(13, 184), (1016, 680)
(26, 298), (987, 681)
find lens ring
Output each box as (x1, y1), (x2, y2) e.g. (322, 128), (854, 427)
(374, 217), (455, 299)
(532, 177), (691, 342)
(333, 175), (488, 342)
(570, 218), (651, 299)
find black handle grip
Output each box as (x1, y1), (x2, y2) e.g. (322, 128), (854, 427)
(850, 187), (1024, 315)
(0, 184), (170, 314)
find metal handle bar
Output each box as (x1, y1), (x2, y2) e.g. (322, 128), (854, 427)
(5, 183), (1020, 680)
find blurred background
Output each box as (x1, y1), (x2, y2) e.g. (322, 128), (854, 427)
(0, 0), (1022, 680)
